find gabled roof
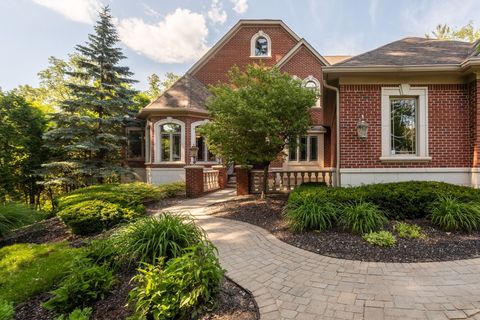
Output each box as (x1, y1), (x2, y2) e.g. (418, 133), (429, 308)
(137, 74), (210, 119)
(187, 19), (301, 75)
(335, 37), (473, 67)
(276, 39), (330, 67)
(323, 55), (352, 65)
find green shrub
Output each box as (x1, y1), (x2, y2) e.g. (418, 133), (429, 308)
(129, 243), (224, 320)
(0, 203), (43, 237)
(339, 202), (387, 234)
(56, 308), (92, 320)
(44, 257), (115, 313)
(289, 181), (480, 220)
(393, 222), (425, 239)
(363, 231), (396, 247)
(57, 200), (140, 235)
(112, 214), (205, 264)
(0, 300), (14, 320)
(0, 243), (80, 304)
(430, 196), (480, 232)
(283, 194), (338, 232)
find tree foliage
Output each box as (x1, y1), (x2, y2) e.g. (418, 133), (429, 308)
(43, 6), (137, 187)
(145, 72), (180, 102)
(0, 92), (47, 203)
(426, 22), (480, 42)
(200, 65), (317, 195)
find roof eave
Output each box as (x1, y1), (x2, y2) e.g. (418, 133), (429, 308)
(323, 64), (462, 74)
(137, 107), (209, 120)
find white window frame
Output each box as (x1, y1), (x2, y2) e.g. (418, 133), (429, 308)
(302, 75), (321, 108)
(153, 117), (185, 164)
(380, 84), (431, 161)
(250, 30), (272, 58)
(191, 119), (218, 164)
(288, 134), (322, 163)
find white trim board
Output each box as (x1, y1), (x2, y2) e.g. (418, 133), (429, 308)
(340, 168), (473, 173)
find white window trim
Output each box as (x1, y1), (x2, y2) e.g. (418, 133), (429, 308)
(250, 30), (272, 58)
(303, 75), (322, 108)
(153, 117), (185, 164)
(287, 134), (324, 165)
(191, 119), (218, 164)
(380, 84), (431, 162)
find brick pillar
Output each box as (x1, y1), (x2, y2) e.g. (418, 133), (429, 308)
(235, 165), (252, 196)
(212, 165), (227, 189)
(184, 165), (205, 198)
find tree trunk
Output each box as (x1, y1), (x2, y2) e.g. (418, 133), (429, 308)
(261, 162), (270, 200)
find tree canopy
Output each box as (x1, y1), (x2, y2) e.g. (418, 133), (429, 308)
(200, 65), (317, 196)
(426, 22), (480, 42)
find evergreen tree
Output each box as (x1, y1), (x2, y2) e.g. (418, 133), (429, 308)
(43, 6), (137, 186)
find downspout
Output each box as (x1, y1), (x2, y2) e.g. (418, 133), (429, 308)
(322, 79), (341, 187)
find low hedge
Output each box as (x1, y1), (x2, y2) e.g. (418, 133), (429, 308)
(291, 181), (480, 220)
(56, 182), (185, 235)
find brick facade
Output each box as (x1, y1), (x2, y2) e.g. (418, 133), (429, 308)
(339, 84), (471, 168)
(185, 166), (204, 198)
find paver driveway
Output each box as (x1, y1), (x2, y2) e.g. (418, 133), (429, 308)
(158, 189), (480, 320)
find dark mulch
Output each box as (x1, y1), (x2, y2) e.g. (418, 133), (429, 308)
(208, 195), (480, 263)
(13, 275), (258, 320)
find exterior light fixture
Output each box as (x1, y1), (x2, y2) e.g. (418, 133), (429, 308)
(189, 145), (199, 164)
(356, 115), (369, 140)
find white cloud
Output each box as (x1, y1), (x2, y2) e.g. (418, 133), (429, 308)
(32, 0), (102, 24)
(117, 8), (209, 63)
(208, 0), (227, 24)
(230, 0), (248, 14)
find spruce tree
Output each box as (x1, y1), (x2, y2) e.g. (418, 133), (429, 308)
(43, 6), (137, 186)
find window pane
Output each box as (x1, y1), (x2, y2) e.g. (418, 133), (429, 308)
(299, 136), (307, 161)
(161, 134), (170, 161)
(309, 136), (318, 161)
(390, 98), (416, 155)
(128, 130), (143, 158)
(196, 136), (205, 162)
(304, 80), (317, 90)
(172, 134), (181, 161)
(289, 143), (297, 161)
(161, 123), (180, 133)
(255, 37), (268, 56)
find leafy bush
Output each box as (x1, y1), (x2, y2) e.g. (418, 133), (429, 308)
(111, 214), (205, 265)
(57, 200), (140, 235)
(129, 243), (224, 320)
(56, 308), (92, 320)
(0, 243), (80, 304)
(44, 257), (115, 313)
(393, 222), (425, 239)
(290, 181), (480, 220)
(0, 300), (14, 320)
(430, 196), (480, 232)
(339, 202), (387, 234)
(283, 194), (338, 232)
(0, 203), (43, 237)
(363, 231), (396, 247)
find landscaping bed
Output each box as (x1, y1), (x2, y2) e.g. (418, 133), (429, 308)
(208, 193), (480, 263)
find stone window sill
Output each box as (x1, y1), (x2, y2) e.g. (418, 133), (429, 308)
(379, 156), (432, 162)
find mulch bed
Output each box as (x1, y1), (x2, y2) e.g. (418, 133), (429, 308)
(208, 195), (480, 263)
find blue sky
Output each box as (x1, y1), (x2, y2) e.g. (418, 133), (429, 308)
(1, 0), (480, 91)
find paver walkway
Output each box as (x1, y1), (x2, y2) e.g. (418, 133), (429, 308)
(158, 189), (480, 320)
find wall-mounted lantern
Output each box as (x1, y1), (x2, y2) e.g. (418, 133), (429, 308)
(189, 145), (199, 164)
(356, 115), (369, 140)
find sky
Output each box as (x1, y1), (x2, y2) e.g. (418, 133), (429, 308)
(1, 0), (480, 91)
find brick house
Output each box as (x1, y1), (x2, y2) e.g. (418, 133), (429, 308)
(127, 19), (480, 188)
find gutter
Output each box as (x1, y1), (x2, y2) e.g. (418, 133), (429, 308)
(322, 79), (340, 187)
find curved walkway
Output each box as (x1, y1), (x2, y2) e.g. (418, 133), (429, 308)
(159, 189), (480, 320)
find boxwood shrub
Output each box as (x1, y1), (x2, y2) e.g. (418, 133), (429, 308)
(290, 181), (480, 220)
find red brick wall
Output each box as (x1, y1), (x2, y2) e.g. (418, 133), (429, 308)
(185, 166), (204, 198)
(339, 84), (471, 168)
(193, 25), (298, 85)
(470, 80), (479, 167)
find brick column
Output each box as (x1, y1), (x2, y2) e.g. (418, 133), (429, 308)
(235, 165), (252, 196)
(184, 165), (205, 198)
(212, 165), (227, 189)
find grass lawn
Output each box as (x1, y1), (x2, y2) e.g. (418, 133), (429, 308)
(0, 242), (81, 304)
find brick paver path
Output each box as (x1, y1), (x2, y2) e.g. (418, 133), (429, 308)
(159, 189), (480, 320)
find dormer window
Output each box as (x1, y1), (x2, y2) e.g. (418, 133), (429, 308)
(250, 30), (271, 58)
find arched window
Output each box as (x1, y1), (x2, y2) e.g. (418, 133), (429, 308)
(250, 31), (271, 57)
(154, 118), (185, 162)
(303, 76), (321, 108)
(191, 120), (216, 163)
